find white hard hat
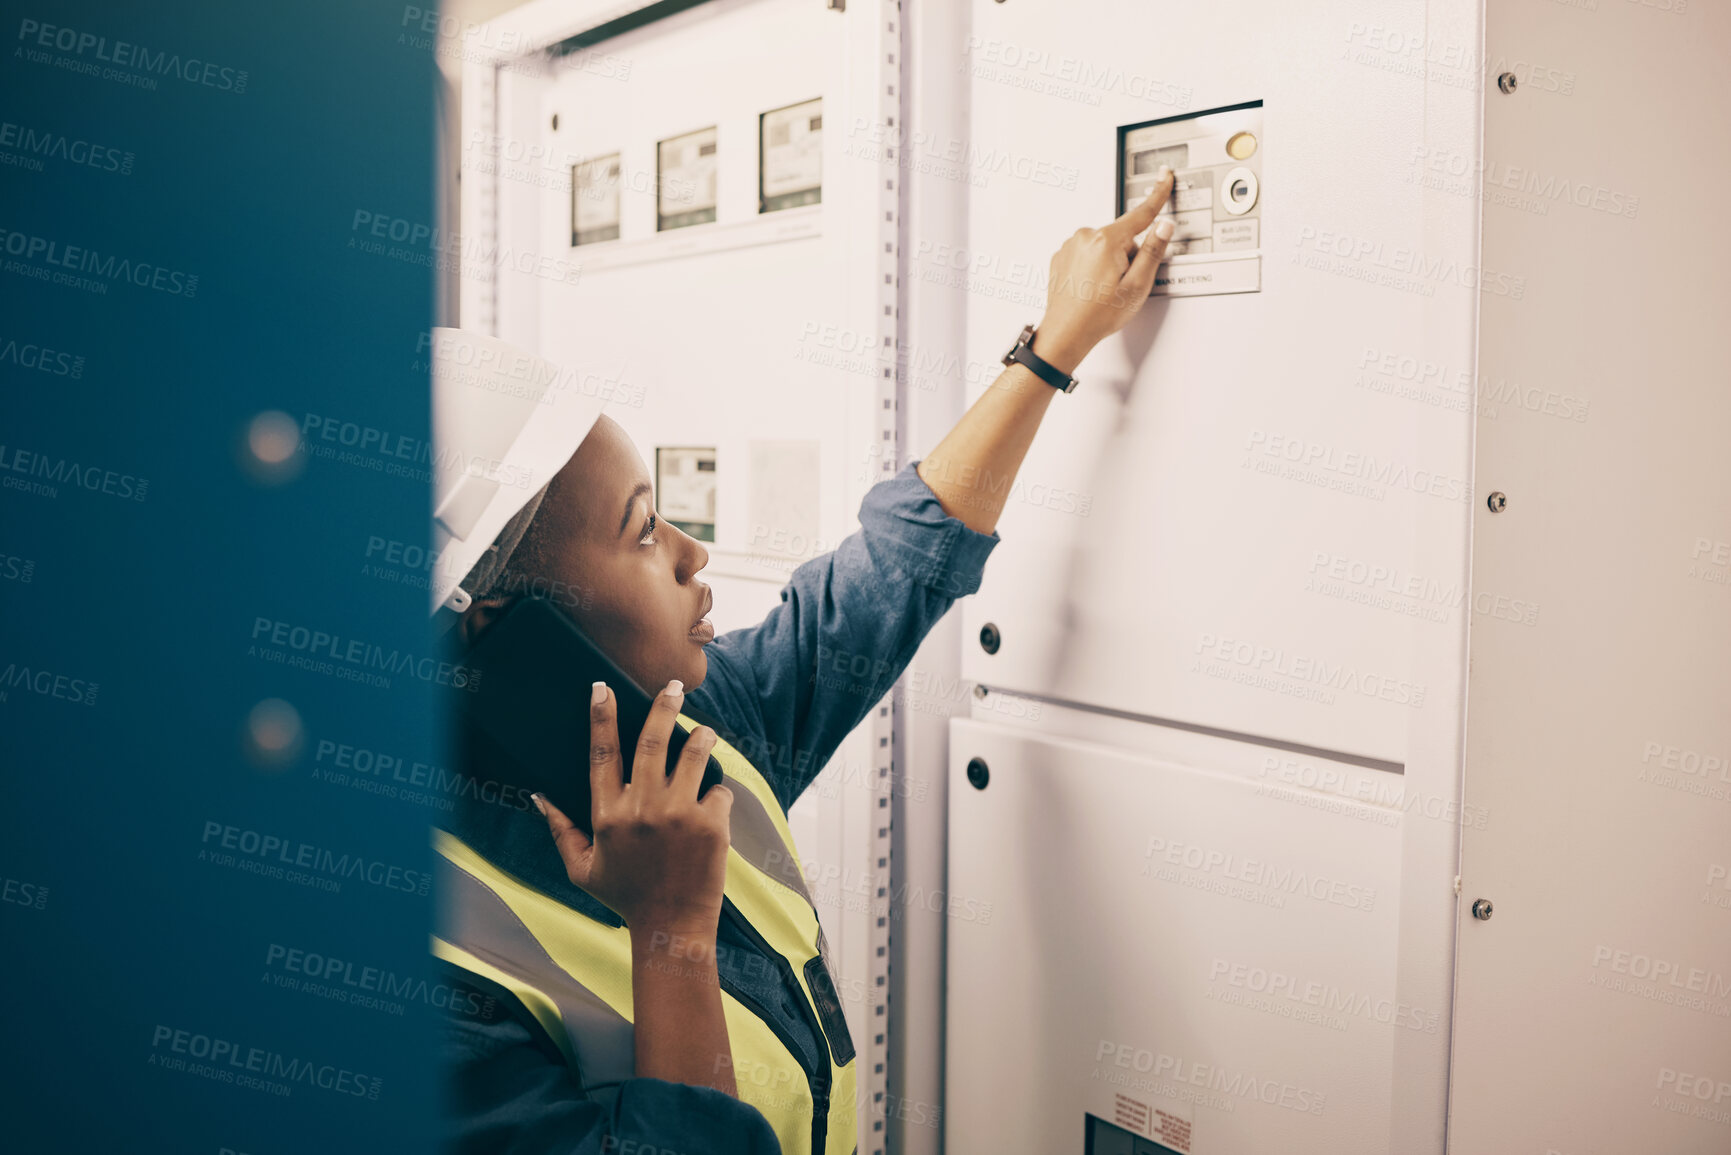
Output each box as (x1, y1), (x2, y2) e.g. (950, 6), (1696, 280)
(429, 327), (608, 618)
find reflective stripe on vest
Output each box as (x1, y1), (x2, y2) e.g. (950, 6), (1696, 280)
(433, 713), (858, 1155)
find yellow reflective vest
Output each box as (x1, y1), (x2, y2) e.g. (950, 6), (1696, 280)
(432, 713), (859, 1154)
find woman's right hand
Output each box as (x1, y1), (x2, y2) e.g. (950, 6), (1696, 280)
(539, 680), (741, 1095)
(535, 679), (734, 937)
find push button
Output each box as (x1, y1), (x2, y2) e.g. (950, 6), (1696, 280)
(1222, 166), (1259, 215)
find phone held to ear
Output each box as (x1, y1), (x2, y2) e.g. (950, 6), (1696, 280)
(454, 595), (724, 834)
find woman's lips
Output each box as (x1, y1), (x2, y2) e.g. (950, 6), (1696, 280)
(690, 587), (714, 643)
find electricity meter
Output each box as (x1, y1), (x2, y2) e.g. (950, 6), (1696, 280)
(1118, 101), (1264, 296)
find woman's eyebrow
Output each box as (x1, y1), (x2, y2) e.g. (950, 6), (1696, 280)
(617, 482), (653, 538)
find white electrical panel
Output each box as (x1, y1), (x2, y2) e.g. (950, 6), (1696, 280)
(946, 723), (1405, 1154)
(944, 0), (1481, 1151)
(461, 3), (905, 1151)
(957, 0), (1478, 775)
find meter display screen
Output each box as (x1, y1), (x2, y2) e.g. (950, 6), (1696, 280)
(571, 153), (621, 246)
(1132, 144), (1188, 177)
(760, 97), (823, 213)
(655, 446), (716, 542)
(657, 126), (719, 231)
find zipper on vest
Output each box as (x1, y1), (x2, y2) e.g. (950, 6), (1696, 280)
(720, 899), (832, 1155)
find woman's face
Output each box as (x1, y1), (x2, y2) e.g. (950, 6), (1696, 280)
(464, 415), (715, 692)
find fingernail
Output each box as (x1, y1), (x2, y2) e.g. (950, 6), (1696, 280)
(665, 679), (684, 697)
(1157, 165), (1172, 180)
(1154, 218), (1176, 240)
(592, 680), (606, 705)
(531, 792), (547, 816)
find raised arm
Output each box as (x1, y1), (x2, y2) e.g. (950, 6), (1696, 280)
(686, 173), (1177, 808)
(917, 168), (1177, 535)
(688, 463), (1001, 810)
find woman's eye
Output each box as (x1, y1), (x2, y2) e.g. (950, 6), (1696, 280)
(638, 512), (658, 545)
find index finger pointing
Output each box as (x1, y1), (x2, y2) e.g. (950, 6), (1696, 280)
(1105, 166), (1175, 242)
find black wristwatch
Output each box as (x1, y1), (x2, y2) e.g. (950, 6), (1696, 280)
(1001, 324), (1078, 393)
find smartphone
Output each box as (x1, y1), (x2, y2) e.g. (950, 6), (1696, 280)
(454, 595), (724, 833)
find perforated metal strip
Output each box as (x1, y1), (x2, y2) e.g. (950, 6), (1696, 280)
(473, 60), (500, 336)
(865, 4), (908, 1152)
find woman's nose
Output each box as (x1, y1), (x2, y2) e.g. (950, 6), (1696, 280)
(677, 525), (709, 579)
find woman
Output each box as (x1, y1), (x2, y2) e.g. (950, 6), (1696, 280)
(436, 171), (1177, 1154)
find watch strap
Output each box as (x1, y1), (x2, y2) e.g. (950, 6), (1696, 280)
(1003, 324), (1078, 393)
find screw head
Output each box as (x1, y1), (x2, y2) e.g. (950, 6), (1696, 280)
(1471, 898), (1494, 920)
(979, 622), (1001, 654)
(966, 757), (990, 790)
(1487, 491), (1508, 513)
(1497, 71), (1518, 94)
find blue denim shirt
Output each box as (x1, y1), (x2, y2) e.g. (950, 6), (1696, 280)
(442, 461), (1000, 1154)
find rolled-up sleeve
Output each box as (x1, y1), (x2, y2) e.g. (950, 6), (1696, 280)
(687, 460), (1000, 811)
(444, 999), (781, 1154)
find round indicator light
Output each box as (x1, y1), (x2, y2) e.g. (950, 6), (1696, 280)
(1226, 131), (1258, 160)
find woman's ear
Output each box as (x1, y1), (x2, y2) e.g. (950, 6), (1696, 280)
(457, 596), (515, 648)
